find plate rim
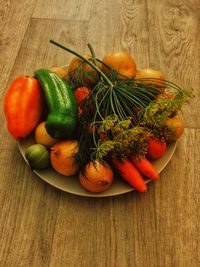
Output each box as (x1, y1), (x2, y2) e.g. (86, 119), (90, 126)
(17, 139), (177, 198)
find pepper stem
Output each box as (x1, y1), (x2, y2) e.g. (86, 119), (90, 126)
(49, 40), (114, 87)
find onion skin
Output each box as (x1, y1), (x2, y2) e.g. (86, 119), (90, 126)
(68, 54), (102, 85)
(50, 140), (79, 176)
(79, 161), (113, 193)
(164, 116), (184, 142)
(135, 68), (165, 90)
(102, 51), (137, 79)
(49, 66), (69, 79)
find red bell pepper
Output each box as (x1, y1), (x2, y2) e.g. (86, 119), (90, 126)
(4, 76), (43, 140)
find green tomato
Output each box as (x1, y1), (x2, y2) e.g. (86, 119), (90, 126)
(25, 144), (50, 169)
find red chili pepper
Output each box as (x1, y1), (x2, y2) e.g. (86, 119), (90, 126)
(4, 76), (43, 140)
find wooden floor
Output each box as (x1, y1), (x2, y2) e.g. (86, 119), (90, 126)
(0, 1), (200, 266)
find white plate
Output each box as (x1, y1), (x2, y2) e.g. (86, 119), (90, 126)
(18, 135), (177, 197)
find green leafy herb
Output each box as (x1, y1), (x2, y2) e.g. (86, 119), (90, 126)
(49, 40), (194, 169)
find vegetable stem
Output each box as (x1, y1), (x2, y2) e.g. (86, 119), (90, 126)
(87, 43), (96, 63)
(49, 40), (114, 87)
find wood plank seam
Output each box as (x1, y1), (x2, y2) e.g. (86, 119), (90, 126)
(1, 1), (38, 97)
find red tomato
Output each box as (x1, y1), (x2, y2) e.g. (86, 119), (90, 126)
(156, 93), (174, 100)
(74, 87), (91, 105)
(147, 138), (167, 159)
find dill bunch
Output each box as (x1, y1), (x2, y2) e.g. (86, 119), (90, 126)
(49, 40), (194, 169)
(143, 87), (193, 127)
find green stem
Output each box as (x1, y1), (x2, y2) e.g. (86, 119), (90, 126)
(116, 93), (138, 124)
(112, 92), (124, 120)
(92, 110), (99, 147)
(87, 43), (104, 82)
(87, 43), (96, 64)
(49, 40), (114, 87)
(94, 87), (110, 120)
(117, 88), (147, 108)
(96, 58), (111, 70)
(134, 78), (181, 91)
(109, 88), (116, 115)
(131, 89), (153, 102)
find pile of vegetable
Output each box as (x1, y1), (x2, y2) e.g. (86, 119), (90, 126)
(4, 40), (193, 193)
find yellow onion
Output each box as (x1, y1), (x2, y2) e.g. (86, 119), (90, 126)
(79, 160), (113, 193)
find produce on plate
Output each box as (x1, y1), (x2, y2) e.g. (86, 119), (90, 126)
(147, 138), (167, 159)
(102, 51), (137, 79)
(68, 52), (102, 86)
(135, 68), (165, 89)
(34, 69), (78, 139)
(4, 76), (43, 140)
(163, 115), (184, 141)
(49, 66), (69, 79)
(79, 160), (113, 193)
(35, 121), (58, 148)
(50, 140), (79, 176)
(3, 40), (194, 194)
(74, 86), (91, 117)
(74, 87), (91, 105)
(112, 158), (147, 192)
(25, 144), (50, 169)
(130, 156), (159, 181)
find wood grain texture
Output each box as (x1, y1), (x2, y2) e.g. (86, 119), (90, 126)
(154, 129), (200, 267)
(33, 0), (93, 21)
(0, 0), (37, 98)
(147, 0), (200, 128)
(48, 129), (200, 267)
(87, 0), (150, 67)
(0, 0), (200, 267)
(0, 18), (88, 267)
(4, 18), (88, 81)
(0, 135), (61, 267)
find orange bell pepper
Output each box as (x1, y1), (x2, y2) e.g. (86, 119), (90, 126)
(4, 76), (43, 140)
